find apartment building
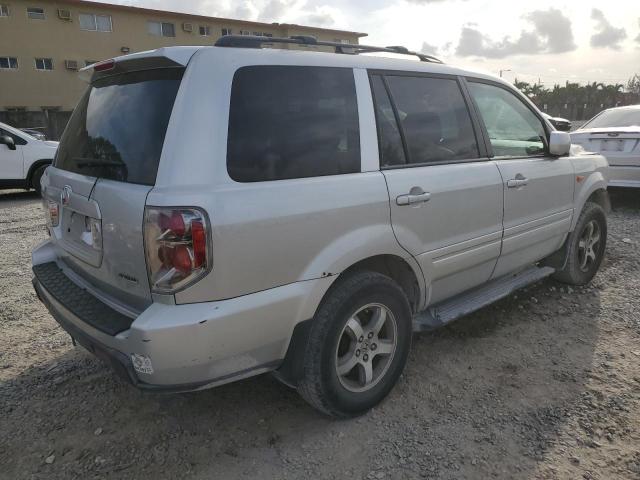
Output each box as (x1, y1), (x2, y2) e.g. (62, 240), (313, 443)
(0, 0), (366, 137)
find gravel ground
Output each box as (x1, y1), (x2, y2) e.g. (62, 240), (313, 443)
(1, 188), (639, 480)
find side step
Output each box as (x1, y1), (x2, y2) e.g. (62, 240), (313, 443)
(412, 266), (555, 332)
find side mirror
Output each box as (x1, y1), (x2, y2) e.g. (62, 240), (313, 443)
(0, 135), (16, 151)
(549, 131), (571, 156)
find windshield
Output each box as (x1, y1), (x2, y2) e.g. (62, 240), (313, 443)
(55, 68), (183, 185)
(582, 108), (640, 129)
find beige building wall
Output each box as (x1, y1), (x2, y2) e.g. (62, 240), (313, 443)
(0, 0), (365, 111)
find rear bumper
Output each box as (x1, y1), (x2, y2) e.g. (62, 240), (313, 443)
(32, 241), (332, 391)
(607, 165), (640, 188)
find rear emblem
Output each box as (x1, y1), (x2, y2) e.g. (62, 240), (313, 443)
(61, 185), (72, 206)
(607, 133), (619, 137)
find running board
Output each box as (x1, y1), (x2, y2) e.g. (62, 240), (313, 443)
(412, 266), (555, 332)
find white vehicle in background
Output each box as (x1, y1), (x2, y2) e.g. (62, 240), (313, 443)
(0, 121), (58, 194)
(571, 105), (640, 188)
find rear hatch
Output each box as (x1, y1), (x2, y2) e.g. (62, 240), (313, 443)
(571, 127), (640, 167)
(44, 60), (186, 312)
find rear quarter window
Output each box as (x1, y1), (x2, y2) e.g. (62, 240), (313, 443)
(227, 66), (361, 182)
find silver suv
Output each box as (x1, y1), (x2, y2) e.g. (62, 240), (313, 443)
(32, 37), (609, 417)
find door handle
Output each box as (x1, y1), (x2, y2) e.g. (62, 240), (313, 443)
(507, 176), (529, 188)
(396, 190), (431, 206)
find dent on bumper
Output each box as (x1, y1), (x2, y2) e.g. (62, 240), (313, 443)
(33, 262), (333, 390)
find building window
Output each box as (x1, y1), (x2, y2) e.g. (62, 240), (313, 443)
(334, 39), (350, 44)
(35, 58), (53, 70)
(239, 30), (251, 35)
(147, 21), (175, 37)
(221, 28), (232, 36)
(199, 25), (210, 36)
(0, 57), (18, 69)
(27, 7), (45, 19)
(79, 13), (112, 32)
(0, 4), (9, 16)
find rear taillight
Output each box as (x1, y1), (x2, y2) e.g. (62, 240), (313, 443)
(143, 207), (211, 293)
(47, 201), (59, 227)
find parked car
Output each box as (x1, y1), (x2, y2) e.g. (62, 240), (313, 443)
(32, 37), (609, 418)
(0, 121), (58, 194)
(19, 128), (47, 141)
(570, 105), (640, 188)
(541, 112), (572, 132)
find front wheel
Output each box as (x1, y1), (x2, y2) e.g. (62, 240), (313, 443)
(553, 202), (607, 285)
(297, 271), (412, 418)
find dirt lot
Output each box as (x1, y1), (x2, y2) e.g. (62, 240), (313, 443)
(1, 188), (639, 480)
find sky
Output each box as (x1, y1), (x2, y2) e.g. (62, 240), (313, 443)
(113, 0), (640, 87)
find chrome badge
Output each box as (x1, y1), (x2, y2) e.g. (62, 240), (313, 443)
(61, 185), (72, 206)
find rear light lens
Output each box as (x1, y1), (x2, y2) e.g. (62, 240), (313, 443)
(94, 59), (115, 72)
(143, 207), (211, 293)
(47, 201), (59, 227)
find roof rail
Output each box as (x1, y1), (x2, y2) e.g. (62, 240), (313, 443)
(214, 35), (444, 64)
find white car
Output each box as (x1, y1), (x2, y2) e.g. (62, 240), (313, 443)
(0, 121), (58, 194)
(571, 105), (640, 188)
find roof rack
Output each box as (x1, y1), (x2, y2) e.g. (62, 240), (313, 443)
(214, 35), (444, 64)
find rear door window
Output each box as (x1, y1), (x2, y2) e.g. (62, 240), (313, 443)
(384, 75), (479, 165)
(227, 66), (360, 182)
(55, 68), (183, 185)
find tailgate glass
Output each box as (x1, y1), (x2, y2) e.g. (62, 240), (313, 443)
(55, 68), (183, 186)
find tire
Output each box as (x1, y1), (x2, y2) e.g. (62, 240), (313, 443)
(297, 271), (412, 418)
(31, 165), (48, 195)
(553, 202), (607, 285)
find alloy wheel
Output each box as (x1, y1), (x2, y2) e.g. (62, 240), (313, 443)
(334, 303), (398, 393)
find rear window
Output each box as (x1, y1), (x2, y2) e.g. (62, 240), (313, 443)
(582, 108), (640, 129)
(55, 68), (183, 185)
(227, 66), (360, 182)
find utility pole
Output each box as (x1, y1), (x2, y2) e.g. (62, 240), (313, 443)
(499, 69), (511, 78)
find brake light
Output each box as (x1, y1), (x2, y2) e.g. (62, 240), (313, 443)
(94, 59), (115, 72)
(143, 207), (211, 293)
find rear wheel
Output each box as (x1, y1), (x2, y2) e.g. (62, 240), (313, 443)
(553, 202), (607, 285)
(31, 165), (48, 195)
(297, 271), (412, 418)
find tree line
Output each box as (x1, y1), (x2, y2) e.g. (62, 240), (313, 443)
(514, 74), (640, 121)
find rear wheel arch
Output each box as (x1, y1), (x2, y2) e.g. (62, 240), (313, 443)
(338, 255), (422, 314)
(274, 254), (421, 388)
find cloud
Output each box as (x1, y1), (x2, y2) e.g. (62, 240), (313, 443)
(635, 18), (640, 44)
(421, 41), (438, 55)
(297, 6), (340, 27)
(405, 0), (467, 3)
(590, 9), (627, 49)
(455, 8), (576, 58)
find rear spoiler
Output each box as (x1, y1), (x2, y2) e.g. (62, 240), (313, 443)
(79, 47), (200, 82)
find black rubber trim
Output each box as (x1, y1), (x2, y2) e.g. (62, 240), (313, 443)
(32, 262), (134, 336)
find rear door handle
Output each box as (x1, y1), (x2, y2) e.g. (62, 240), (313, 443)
(396, 190), (431, 206)
(507, 176), (529, 188)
